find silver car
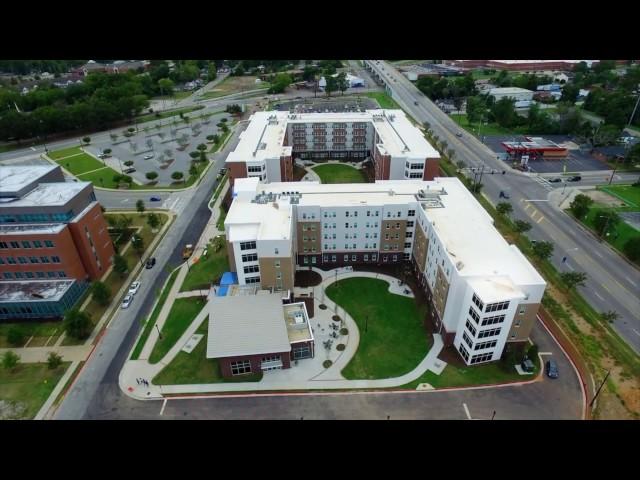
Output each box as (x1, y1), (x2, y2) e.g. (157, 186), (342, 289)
(121, 294), (133, 309)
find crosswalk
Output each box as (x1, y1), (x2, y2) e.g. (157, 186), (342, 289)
(533, 176), (554, 191)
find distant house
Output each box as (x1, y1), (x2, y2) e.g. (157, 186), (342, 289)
(591, 145), (627, 163)
(73, 60), (149, 77)
(553, 72), (572, 84)
(488, 87), (535, 102)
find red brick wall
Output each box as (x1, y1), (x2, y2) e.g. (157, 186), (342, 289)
(218, 351), (291, 379)
(280, 155), (293, 182)
(227, 161), (247, 187)
(68, 203), (114, 280)
(423, 157), (440, 180)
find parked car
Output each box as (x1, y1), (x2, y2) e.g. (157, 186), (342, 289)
(145, 257), (156, 269)
(128, 281), (141, 295)
(456, 132), (463, 138)
(546, 359), (559, 379)
(568, 175), (582, 182)
(150, 196), (161, 202)
(219, 167), (227, 175)
(548, 177), (562, 183)
(143, 154), (154, 160)
(121, 294), (133, 309)
(123, 167), (136, 174)
(414, 100), (419, 105)
(97, 153), (107, 159)
(521, 358), (535, 373)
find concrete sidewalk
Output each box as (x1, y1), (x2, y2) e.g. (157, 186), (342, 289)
(0, 345), (92, 363)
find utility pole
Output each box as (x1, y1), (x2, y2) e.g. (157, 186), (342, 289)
(589, 370), (611, 408)
(628, 85), (640, 127)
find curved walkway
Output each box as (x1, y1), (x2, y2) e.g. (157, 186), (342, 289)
(119, 268), (443, 400)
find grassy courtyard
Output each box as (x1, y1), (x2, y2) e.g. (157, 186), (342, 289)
(179, 237), (229, 292)
(153, 321), (263, 385)
(599, 184), (640, 208)
(325, 277), (431, 380)
(0, 363), (70, 419)
(0, 322), (62, 348)
(201, 76), (269, 99)
(312, 164), (368, 184)
(136, 105), (205, 124)
(363, 92), (401, 109)
(148, 297), (207, 364)
(48, 147), (121, 188)
(450, 113), (526, 136)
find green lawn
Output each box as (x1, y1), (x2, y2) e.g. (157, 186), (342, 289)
(325, 278), (431, 380)
(450, 113), (526, 136)
(580, 207), (639, 258)
(0, 322), (62, 348)
(403, 355), (540, 389)
(312, 164), (368, 184)
(152, 91), (192, 101)
(201, 76), (270, 99)
(130, 269), (179, 360)
(153, 321), (262, 385)
(598, 184), (640, 208)
(0, 363), (70, 419)
(148, 297), (207, 364)
(363, 91), (401, 109)
(47, 146), (83, 160)
(53, 151), (105, 175)
(180, 237), (230, 292)
(216, 206), (227, 231)
(76, 167), (122, 188)
(136, 105), (205, 124)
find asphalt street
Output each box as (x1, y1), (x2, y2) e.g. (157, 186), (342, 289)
(365, 60), (640, 353)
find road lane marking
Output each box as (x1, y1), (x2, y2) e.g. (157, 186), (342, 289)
(462, 403), (471, 420)
(593, 291), (605, 301)
(593, 250), (604, 259)
(160, 398), (168, 416)
(627, 277), (638, 288)
(536, 215), (545, 224)
(539, 352), (553, 355)
(632, 329), (640, 338)
(601, 283), (611, 293)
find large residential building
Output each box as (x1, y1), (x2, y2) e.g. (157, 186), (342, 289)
(444, 60), (602, 72)
(223, 177), (546, 365)
(226, 110), (440, 185)
(0, 165), (114, 321)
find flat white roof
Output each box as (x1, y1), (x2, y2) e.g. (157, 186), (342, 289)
(0, 165), (58, 194)
(5, 182), (90, 208)
(226, 197), (292, 241)
(206, 293), (292, 358)
(488, 87), (534, 94)
(226, 109), (439, 164)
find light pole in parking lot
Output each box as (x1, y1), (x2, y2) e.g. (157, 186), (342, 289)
(589, 369), (611, 408)
(155, 324), (163, 340)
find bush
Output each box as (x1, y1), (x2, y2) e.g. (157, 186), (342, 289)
(64, 309), (92, 340)
(526, 344), (538, 361)
(91, 281), (111, 307)
(145, 171), (158, 180)
(7, 327), (25, 346)
(323, 360), (333, 368)
(82, 136), (91, 144)
(340, 328), (349, 335)
(47, 352), (63, 370)
(2, 351), (20, 370)
(124, 160), (134, 167)
(623, 237), (640, 262)
(336, 344), (346, 351)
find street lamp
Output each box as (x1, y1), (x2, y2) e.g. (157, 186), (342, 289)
(597, 214), (612, 240)
(155, 324), (163, 340)
(589, 370), (611, 408)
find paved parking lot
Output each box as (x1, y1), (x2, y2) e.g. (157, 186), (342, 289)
(83, 112), (230, 186)
(483, 134), (609, 173)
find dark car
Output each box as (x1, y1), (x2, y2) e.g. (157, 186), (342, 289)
(568, 175), (582, 182)
(548, 177), (562, 183)
(546, 359), (559, 379)
(150, 196), (161, 202)
(499, 190), (510, 199)
(145, 257), (156, 269)
(521, 358), (535, 373)
(414, 101), (419, 105)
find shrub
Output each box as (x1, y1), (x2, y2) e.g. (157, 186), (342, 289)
(47, 352), (63, 370)
(7, 327), (25, 346)
(323, 360), (333, 368)
(2, 351), (20, 370)
(124, 160), (134, 167)
(64, 309), (92, 340)
(91, 281), (111, 307)
(340, 328), (349, 336)
(336, 344), (346, 351)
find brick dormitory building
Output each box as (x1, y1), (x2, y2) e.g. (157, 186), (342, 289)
(220, 177), (546, 368)
(0, 165), (114, 322)
(225, 109), (441, 185)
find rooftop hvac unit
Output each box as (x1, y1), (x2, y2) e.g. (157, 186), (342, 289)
(293, 311), (305, 324)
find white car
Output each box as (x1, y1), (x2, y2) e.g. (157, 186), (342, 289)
(143, 154), (154, 160)
(121, 295), (133, 309)
(128, 281), (141, 295)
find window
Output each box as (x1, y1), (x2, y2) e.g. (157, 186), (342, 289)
(468, 306), (480, 324)
(478, 328), (501, 339)
(409, 172), (422, 178)
(344, 255), (349, 262)
(47, 271), (56, 278)
(0, 241), (7, 249)
(403, 242), (411, 249)
(372, 254), (377, 261)
(470, 352), (493, 364)
(245, 276), (261, 284)
(51, 256), (61, 263)
(29, 256), (39, 263)
(408, 210), (416, 217)
(58, 271), (67, 278)
(18, 257), (27, 264)
(0, 257), (3, 264)
(463, 332), (473, 349)
(241, 253), (258, 263)
(15, 272), (24, 279)
(472, 293), (484, 311)
(10, 241), (20, 248)
(386, 224), (390, 230)
(364, 254), (369, 261)
(230, 360), (252, 375)
(331, 255), (336, 262)
(240, 241), (257, 251)
(22, 241), (31, 248)
(395, 222), (400, 229)
(36, 272), (45, 278)
(345, 211), (349, 217)
(375, 211), (379, 217)
(407, 221), (414, 228)
(405, 231), (413, 238)
(32, 240), (42, 248)
(481, 314), (506, 326)
(403, 253), (410, 260)
(458, 343), (470, 362)
(486, 301), (510, 313)
(345, 223), (349, 228)
(275, 260), (280, 268)
(519, 306), (526, 315)
(395, 233), (400, 239)
(243, 265), (260, 274)
(474, 340), (497, 351)
(40, 256), (49, 263)
(392, 255), (397, 262)
(465, 320), (477, 337)
(383, 255), (388, 262)
(44, 240), (54, 248)
(7, 257), (16, 264)
(3, 272), (12, 279)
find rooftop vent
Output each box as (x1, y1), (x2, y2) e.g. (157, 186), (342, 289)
(456, 261), (464, 271)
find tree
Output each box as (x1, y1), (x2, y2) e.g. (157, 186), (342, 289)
(47, 352), (63, 370)
(82, 136), (91, 144)
(268, 73), (292, 94)
(130, 142), (138, 153)
(623, 236), (640, 262)
(197, 143), (207, 151)
(147, 213), (160, 230)
(212, 134), (220, 144)
(158, 131), (165, 141)
(594, 210), (620, 238)
(526, 343), (538, 361)
(560, 271), (588, 290)
(513, 220), (532, 234)
(145, 171), (158, 181)
(157, 77), (174, 97)
(136, 199), (145, 214)
(465, 96), (487, 124)
(164, 148), (173, 158)
(103, 148), (112, 156)
(91, 281), (111, 306)
(490, 97), (519, 128)
(324, 75), (338, 97)
(532, 241), (554, 260)
(560, 83), (579, 104)
(189, 163), (199, 176)
(131, 234), (145, 255)
(226, 104), (242, 115)
(7, 327), (25, 346)
(569, 194), (594, 219)
(146, 138), (154, 150)
(601, 310), (620, 323)
(124, 160), (134, 167)
(206, 134), (215, 142)
(2, 351), (20, 371)
(171, 171), (184, 182)
(64, 309), (92, 340)
(113, 253), (128, 276)
(496, 202), (513, 216)
(335, 72), (349, 95)
(189, 151), (200, 159)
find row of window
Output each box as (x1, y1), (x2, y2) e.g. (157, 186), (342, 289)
(465, 320), (477, 337)
(318, 253), (409, 263)
(478, 327), (502, 339)
(241, 253), (258, 263)
(458, 343), (470, 362)
(0, 211), (74, 223)
(481, 314), (506, 327)
(470, 352), (494, 364)
(230, 360), (252, 375)
(474, 340), (497, 351)
(0, 255), (60, 265)
(485, 301), (510, 313)
(3, 271), (66, 279)
(0, 240), (55, 249)
(472, 293), (484, 311)
(243, 265), (259, 274)
(323, 222), (379, 229)
(469, 306), (480, 324)
(240, 241), (257, 251)
(245, 276), (260, 284)
(406, 172), (423, 179)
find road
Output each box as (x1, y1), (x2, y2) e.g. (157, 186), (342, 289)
(53, 121), (248, 420)
(364, 60), (640, 353)
(81, 319), (583, 420)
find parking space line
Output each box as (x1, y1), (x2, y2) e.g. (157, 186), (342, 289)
(160, 398), (168, 416)
(462, 403), (471, 420)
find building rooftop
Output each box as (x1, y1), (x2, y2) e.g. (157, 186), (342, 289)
(226, 109), (439, 164)
(3, 181), (90, 208)
(206, 293), (292, 359)
(0, 280), (76, 303)
(226, 195), (293, 242)
(283, 302), (314, 344)
(0, 165), (60, 197)
(488, 87), (534, 94)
